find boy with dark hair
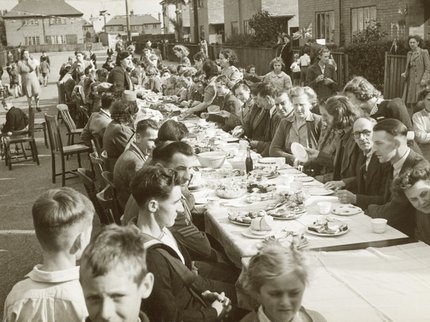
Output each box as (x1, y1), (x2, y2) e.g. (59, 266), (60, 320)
(3, 187), (94, 322)
(80, 225), (154, 322)
(131, 165), (238, 322)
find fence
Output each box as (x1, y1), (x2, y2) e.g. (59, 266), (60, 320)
(384, 53), (407, 99)
(22, 42), (104, 54)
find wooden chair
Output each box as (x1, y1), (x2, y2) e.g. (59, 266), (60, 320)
(96, 184), (122, 224)
(89, 152), (106, 192)
(44, 114), (91, 186)
(91, 133), (103, 156)
(2, 113), (40, 170)
(101, 170), (115, 187)
(34, 118), (48, 148)
(76, 168), (112, 225)
(56, 104), (83, 145)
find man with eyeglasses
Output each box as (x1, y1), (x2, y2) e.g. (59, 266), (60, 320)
(334, 117), (392, 210)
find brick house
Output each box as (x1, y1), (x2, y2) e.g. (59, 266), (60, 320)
(189, 0), (225, 43)
(3, 0), (86, 47)
(223, 0), (299, 41)
(298, 0), (430, 46)
(105, 13), (162, 38)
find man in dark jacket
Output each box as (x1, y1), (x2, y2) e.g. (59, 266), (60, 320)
(367, 119), (428, 236)
(335, 117), (392, 210)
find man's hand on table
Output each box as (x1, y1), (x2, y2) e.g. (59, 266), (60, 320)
(202, 291), (232, 317)
(232, 126), (244, 137)
(336, 190), (357, 204)
(250, 140), (259, 149)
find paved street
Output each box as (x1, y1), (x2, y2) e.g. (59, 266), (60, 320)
(0, 50), (107, 313)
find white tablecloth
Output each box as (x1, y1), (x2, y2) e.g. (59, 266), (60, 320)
(301, 242), (430, 322)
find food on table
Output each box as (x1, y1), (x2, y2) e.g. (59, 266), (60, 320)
(250, 215), (273, 233)
(247, 182), (276, 193)
(266, 203), (306, 219)
(307, 218), (349, 235)
(228, 210), (267, 225)
(250, 167), (279, 179)
(216, 182), (246, 199)
(244, 192), (279, 203)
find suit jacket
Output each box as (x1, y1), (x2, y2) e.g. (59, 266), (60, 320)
(306, 62), (338, 101)
(256, 109), (282, 157)
(317, 128), (360, 180)
(113, 143), (148, 209)
(347, 153), (392, 210)
(142, 240), (219, 322)
(1, 107), (28, 134)
(218, 92), (242, 131)
(107, 65), (133, 94)
(367, 149), (428, 236)
(80, 110), (111, 146)
(404, 48), (430, 85)
(102, 121), (134, 171)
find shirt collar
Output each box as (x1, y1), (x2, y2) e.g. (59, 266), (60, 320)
(257, 306), (274, 322)
(100, 109), (111, 118)
(26, 264), (80, 284)
(392, 148), (410, 177)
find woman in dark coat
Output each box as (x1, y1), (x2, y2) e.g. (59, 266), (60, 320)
(275, 33), (294, 76)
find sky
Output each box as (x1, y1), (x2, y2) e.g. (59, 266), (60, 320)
(1, 0), (163, 30)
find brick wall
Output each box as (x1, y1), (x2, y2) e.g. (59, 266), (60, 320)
(5, 18), (85, 46)
(299, 0), (428, 46)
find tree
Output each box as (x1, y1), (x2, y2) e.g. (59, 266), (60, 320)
(248, 11), (283, 47)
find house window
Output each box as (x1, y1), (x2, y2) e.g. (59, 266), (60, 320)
(231, 21), (239, 36)
(351, 6), (377, 35)
(153, 24), (158, 28)
(316, 11), (335, 43)
(66, 34), (78, 44)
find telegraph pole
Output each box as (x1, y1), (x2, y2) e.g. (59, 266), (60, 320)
(125, 0), (131, 43)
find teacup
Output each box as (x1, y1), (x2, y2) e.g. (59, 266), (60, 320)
(371, 218), (387, 233)
(317, 202), (332, 215)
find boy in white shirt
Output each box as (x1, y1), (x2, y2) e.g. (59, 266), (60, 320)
(3, 187), (94, 322)
(299, 50), (311, 86)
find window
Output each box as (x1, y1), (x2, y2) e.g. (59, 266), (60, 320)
(25, 36), (40, 45)
(153, 24), (158, 28)
(231, 21), (239, 36)
(351, 6), (377, 35)
(316, 11), (335, 43)
(66, 34), (78, 44)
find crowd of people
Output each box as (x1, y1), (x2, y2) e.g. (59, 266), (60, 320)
(2, 33), (430, 322)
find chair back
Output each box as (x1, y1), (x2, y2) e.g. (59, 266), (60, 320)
(101, 171), (115, 188)
(96, 185), (121, 224)
(44, 114), (61, 153)
(56, 104), (77, 131)
(77, 168), (110, 225)
(89, 151), (106, 191)
(91, 133), (103, 156)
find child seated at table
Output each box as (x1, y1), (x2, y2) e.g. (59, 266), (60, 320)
(240, 241), (327, 322)
(79, 224), (154, 322)
(3, 187), (94, 322)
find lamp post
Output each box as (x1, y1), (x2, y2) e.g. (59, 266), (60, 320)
(125, 0), (131, 43)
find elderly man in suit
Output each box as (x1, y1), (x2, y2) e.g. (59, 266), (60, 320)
(306, 47), (337, 102)
(334, 117), (392, 210)
(366, 119), (428, 236)
(113, 119), (158, 209)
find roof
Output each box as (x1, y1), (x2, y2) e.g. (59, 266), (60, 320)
(4, 0), (83, 19)
(106, 14), (161, 26)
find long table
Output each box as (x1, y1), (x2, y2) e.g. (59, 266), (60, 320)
(184, 127), (410, 267)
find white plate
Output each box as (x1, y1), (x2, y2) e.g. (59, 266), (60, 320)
(241, 228), (273, 239)
(258, 157), (281, 165)
(228, 218), (251, 226)
(308, 187), (334, 196)
(271, 212), (305, 220)
(291, 142), (309, 162)
(306, 226), (349, 237)
(332, 205), (362, 216)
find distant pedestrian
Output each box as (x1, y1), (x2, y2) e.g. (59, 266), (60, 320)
(40, 51), (50, 66)
(401, 35), (430, 115)
(290, 53), (301, 86)
(39, 59), (50, 87)
(17, 49), (41, 112)
(299, 48), (311, 86)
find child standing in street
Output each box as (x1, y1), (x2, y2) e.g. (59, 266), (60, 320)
(299, 48), (311, 86)
(290, 53), (301, 86)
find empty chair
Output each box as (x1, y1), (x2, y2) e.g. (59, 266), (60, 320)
(96, 184), (122, 224)
(44, 114), (91, 186)
(56, 104), (83, 145)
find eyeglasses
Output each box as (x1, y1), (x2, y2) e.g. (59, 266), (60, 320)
(353, 129), (372, 139)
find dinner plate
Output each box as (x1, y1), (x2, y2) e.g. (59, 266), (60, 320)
(258, 157), (281, 165)
(308, 187), (334, 196)
(270, 211), (305, 220)
(228, 218), (251, 226)
(294, 176), (314, 182)
(306, 226), (349, 237)
(241, 228), (273, 239)
(332, 204), (363, 216)
(291, 142), (309, 162)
